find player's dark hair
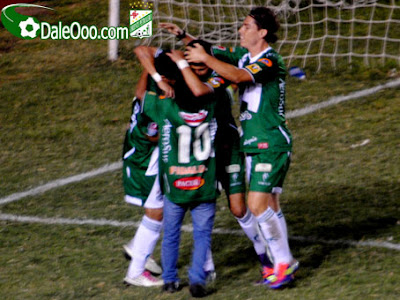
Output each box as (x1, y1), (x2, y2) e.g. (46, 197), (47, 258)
(186, 39), (212, 66)
(249, 7), (280, 43)
(154, 49), (182, 80)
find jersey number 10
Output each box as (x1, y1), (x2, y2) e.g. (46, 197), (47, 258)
(177, 123), (212, 164)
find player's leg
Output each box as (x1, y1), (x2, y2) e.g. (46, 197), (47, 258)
(124, 169), (164, 286)
(246, 152), (297, 288)
(225, 134), (275, 275)
(161, 197), (186, 292)
(229, 193), (274, 270)
(188, 201), (216, 297)
(124, 175), (164, 287)
(203, 248), (216, 284)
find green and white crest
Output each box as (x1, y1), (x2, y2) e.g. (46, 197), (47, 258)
(129, 10), (152, 39)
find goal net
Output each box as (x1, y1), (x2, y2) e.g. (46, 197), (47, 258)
(144, 0), (400, 72)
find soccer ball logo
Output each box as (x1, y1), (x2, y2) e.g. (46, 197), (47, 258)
(19, 17), (40, 38)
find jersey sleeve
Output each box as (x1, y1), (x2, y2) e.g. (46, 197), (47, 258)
(211, 46), (248, 65)
(204, 74), (230, 93)
(242, 52), (283, 83)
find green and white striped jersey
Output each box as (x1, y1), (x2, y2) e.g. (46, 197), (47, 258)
(212, 46), (292, 153)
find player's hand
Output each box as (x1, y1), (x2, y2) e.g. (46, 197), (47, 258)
(185, 43), (207, 64)
(159, 23), (183, 36)
(166, 50), (185, 63)
(157, 80), (175, 98)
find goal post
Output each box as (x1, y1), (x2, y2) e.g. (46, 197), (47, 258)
(108, 0), (120, 61)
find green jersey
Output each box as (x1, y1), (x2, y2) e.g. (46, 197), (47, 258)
(212, 46), (292, 153)
(142, 91), (219, 204)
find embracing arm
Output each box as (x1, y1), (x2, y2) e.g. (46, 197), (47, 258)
(134, 46), (174, 98)
(159, 22), (196, 45)
(185, 44), (253, 84)
(167, 50), (212, 97)
(135, 69), (148, 100)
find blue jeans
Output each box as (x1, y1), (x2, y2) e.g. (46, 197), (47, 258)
(161, 197), (216, 285)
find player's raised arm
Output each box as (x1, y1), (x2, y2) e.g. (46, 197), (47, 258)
(159, 22), (196, 45)
(134, 46), (175, 98)
(166, 50), (212, 97)
(185, 44), (253, 84)
(135, 69), (149, 100)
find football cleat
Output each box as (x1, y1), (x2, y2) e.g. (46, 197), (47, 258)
(124, 270), (164, 287)
(261, 266), (276, 284)
(268, 260), (299, 289)
(123, 245), (162, 275)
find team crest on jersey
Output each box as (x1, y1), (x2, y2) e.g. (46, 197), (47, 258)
(258, 58), (273, 67)
(174, 176), (205, 190)
(246, 63), (262, 74)
(208, 77), (225, 88)
(179, 110), (208, 127)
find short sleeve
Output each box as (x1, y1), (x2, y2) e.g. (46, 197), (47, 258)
(242, 53), (282, 83)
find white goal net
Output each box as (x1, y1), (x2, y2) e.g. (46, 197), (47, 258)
(144, 0), (400, 72)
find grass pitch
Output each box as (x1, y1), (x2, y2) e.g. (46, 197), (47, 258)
(1, 1), (399, 299)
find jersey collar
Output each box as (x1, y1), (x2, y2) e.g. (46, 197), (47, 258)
(249, 46), (272, 63)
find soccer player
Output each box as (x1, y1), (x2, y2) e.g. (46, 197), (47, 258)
(121, 70), (164, 287)
(136, 50), (221, 297)
(166, 6), (299, 289)
(122, 50), (215, 287)
(159, 23), (278, 285)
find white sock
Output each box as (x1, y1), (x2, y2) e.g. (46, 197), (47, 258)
(277, 210), (293, 261)
(236, 208), (266, 255)
(203, 248), (215, 272)
(256, 208), (292, 269)
(126, 215), (162, 278)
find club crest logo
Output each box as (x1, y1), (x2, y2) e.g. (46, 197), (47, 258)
(130, 2), (153, 39)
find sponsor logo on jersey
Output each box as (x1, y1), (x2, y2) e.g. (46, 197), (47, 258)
(169, 165), (207, 175)
(258, 58), (273, 67)
(243, 136), (258, 146)
(245, 63), (262, 74)
(208, 76), (225, 88)
(239, 111), (252, 121)
(258, 142), (269, 149)
(161, 119), (172, 163)
(174, 176), (205, 190)
(179, 110), (208, 127)
(255, 163), (272, 172)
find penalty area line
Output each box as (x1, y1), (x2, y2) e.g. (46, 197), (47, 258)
(1, 213), (399, 251)
(1, 78), (400, 206)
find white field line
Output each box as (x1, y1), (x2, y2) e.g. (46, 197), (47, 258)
(1, 213), (399, 251)
(2, 78), (400, 206)
(0, 162), (122, 206)
(286, 77), (400, 119)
